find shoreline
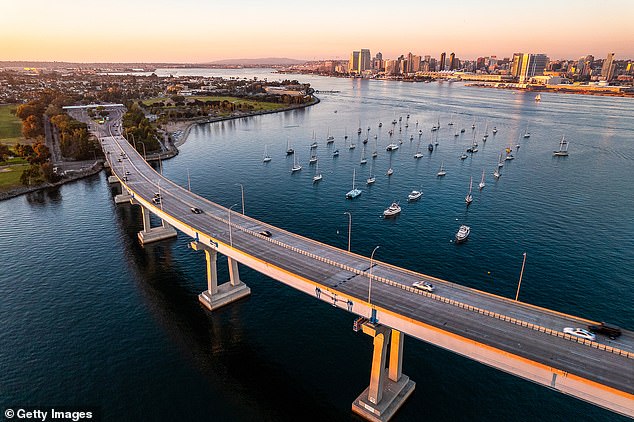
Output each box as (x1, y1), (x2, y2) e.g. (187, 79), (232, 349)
(0, 96), (320, 201)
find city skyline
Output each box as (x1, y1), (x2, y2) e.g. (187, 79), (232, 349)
(2, 0), (633, 63)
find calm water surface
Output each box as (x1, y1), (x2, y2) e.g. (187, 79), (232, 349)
(1, 70), (632, 421)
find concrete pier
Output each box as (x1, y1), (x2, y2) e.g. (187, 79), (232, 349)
(108, 175), (120, 184)
(190, 241), (251, 311)
(135, 202), (177, 244)
(114, 191), (132, 204)
(352, 324), (415, 422)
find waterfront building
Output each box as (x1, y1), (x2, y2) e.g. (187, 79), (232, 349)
(601, 52), (615, 81)
(349, 51), (360, 75)
(360, 49), (372, 73)
(384, 59), (399, 76)
(439, 52), (446, 71)
(517, 53), (549, 83)
(449, 52), (456, 70)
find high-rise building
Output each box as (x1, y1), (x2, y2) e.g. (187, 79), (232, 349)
(360, 49), (372, 73)
(375, 52), (383, 61)
(449, 52), (456, 70)
(511, 53), (524, 77)
(384, 59), (399, 76)
(439, 52), (446, 71)
(349, 51), (360, 75)
(517, 53), (549, 83)
(601, 52), (615, 81)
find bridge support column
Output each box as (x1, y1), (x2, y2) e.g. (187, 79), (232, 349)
(114, 189), (132, 204)
(133, 201), (177, 244)
(352, 324), (415, 422)
(190, 241), (250, 311)
(108, 175), (120, 184)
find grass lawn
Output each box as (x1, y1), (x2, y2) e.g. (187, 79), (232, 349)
(141, 96), (286, 112)
(0, 164), (28, 190)
(0, 104), (24, 145)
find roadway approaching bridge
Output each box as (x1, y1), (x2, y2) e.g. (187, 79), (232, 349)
(93, 106), (633, 421)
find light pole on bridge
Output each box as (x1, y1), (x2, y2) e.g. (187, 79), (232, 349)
(136, 140), (146, 161)
(228, 203), (239, 247)
(515, 252), (527, 301)
(236, 183), (245, 215)
(344, 212), (352, 252)
(368, 245), (380, 323)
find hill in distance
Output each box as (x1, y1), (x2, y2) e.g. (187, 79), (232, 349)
(207, 57), (306, 66)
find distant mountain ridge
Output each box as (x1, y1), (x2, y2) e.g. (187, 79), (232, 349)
(207, 57), (306, 66)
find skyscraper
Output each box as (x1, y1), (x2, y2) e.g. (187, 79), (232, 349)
(517, 53), (548, 83)
(511, 53), (524, 78)
(349, 51), (360, 75)
(439, 52), (446, 71)
(360, 49), (371, 73)
(449, 52), (455, 70)
(601, 53), (615, 81)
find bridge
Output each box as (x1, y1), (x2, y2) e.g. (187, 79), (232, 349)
(94, 107), (633, 421)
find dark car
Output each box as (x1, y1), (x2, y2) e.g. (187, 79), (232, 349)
(190, 207), (203, 214)
(259, 230), (272, 237)
(587, 322), (621, 339)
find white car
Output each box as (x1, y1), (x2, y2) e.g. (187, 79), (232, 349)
(563, 327), (596, 341)
(413, 281), (434, 292)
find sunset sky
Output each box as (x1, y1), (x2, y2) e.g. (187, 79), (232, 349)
(2, 0), (633, 63)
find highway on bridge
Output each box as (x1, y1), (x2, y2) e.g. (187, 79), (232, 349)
(92, 106), (633, 418)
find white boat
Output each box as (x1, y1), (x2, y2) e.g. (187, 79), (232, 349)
(478, 169), (485, 190)
(414, 136), (423, 158)
(326, 128), (334, 143)
(360, 145), (368, 164)
(471, 118), (476, 130)
(523, 123), (531, 138)
(408, 190), (422, 201)
(310, 142), (318, 149)
(262, 145), (271, 163)
(505, 153), (515, 161)
(312, 161), (322, 183)
(367, 160), (376, 185)
(465, 176), (473, 205)
(387, 168), (394, 176)
(493, 167), (501, 179)
(383, 202), (401, 217)
(492, 126), (497, 134)
(455, 225), (470, 243)
(553, 135), (569, 156)
(497, 152), (504, 168)
(291, 153), (302, 172)
(535, 94), (541, 102)
(332, 149), (339, 157)
(386, 143), (399, 151)
(436, 161), (446, 177)
(346, 168), (362, 199)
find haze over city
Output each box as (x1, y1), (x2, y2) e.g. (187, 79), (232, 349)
(2, 0), (633, 62)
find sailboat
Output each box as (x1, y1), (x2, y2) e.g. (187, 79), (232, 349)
(482, 121), (489, 141)
(414, 134), (423, 158)
(493, 167), (501, 179)
(332, 149), (339, 157)
(367, 160), (376, 185)
(553, 135), (569, 156)
(346, 168), (362, 199)
(291, 152), (302, 172)
(497, 152), (505, 168)
(372, 135), (378, 158)
(465, 176), (473, 205)
(448, 112), (454, 126)
(478, 169), (485, 190)
(523, 123), (531, 138)
(326, 128), (334, 143)
(286, 139), (294, 155)
(408, 188), (423, 201)
(387, 153), (394, 176)
(437, 161), (446, 177)
(471, 118), (476, 130)
(262, 145), (271, 163)
(360, 145), (368, 164)
(312, 160), (322, 183)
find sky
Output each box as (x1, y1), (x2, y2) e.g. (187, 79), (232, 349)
(1, 0), (633, 63)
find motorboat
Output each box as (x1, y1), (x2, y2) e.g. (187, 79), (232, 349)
(408, 190), (422, 201)
(455, 225), (470, 243)
(383, 202), (401, 217)
(386, 143), (399, 151)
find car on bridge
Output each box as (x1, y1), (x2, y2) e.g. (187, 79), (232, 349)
(563, 327), (596, 341)
(152, 197), (161, 204)
(412, 281), (435, 292)
(588, 322), (621, 339)
(259, 230), (272, 237)
(190, 207), (203, 214)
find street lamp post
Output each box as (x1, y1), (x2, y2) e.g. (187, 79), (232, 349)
(236, 183), (245, 215)
(343, 212), (352, 252)
(515, 252), (527, 301)
(228, 203), (238, 247)
(368, 245), (380, 323)
(136, 141), (146, 160)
